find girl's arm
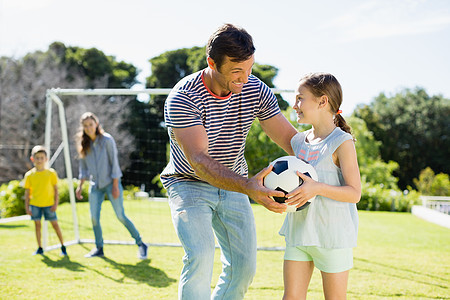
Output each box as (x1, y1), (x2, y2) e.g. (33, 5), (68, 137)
(286, 140), (361, 207)
(333, 139), (361, 203)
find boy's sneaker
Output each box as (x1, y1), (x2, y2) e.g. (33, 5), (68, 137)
(84, 247), (104, 258)
(33, 247), (44, 255)
(61, 245), (67, 256)
(138, 243), (148, 259)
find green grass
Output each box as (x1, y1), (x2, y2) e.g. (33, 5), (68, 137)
(0, 200), (449, 299)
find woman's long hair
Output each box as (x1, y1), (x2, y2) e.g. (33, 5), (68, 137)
(76, 112), (104, 158)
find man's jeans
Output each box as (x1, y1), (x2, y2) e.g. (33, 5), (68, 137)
(167, 181), (257, 300)
(89, 181), (142, 248)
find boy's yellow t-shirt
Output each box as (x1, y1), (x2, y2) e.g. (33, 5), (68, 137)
(24, 168), (58, 207)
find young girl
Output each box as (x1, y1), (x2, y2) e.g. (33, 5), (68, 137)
(75, 112), (148, 259)
(279, 73), (361, 300)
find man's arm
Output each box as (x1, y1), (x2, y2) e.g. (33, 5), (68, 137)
(172, 125), (286, 213)
(259, 113), (298, 156)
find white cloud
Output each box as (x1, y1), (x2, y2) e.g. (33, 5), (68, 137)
(1, 0), (56, 10)
(348, 15), (450, 40)
(321, 0), (450, 42)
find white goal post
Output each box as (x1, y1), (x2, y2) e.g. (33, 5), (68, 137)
(44, 87), (293, 251)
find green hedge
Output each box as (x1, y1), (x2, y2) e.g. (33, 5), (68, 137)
(0, 180), (26, 218)
(0, 177), (424, 219)
(357, 181), (421, 212)
(0, 179), (143, 218)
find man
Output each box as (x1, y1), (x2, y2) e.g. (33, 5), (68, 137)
(161, 23), (298, 299)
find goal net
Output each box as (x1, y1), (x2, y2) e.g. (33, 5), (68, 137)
(43, 88), (291, 252)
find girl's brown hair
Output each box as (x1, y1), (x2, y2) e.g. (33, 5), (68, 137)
(299, 72), (352, 135)
(76, 112), (104, 158)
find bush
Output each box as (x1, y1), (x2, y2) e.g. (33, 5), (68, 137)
(358, 181), (421, 212)
(123, 185), (140, 200)
(152, 174), (167, 197)
(413, 167), (450, 196)
(57, 178), (89, 204)
(0, 180), (26, 218)
(0, 178), (91, 218)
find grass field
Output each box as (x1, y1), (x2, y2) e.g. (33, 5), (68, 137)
(0, 200), (449, 299)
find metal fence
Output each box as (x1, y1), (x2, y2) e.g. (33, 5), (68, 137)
(420, 196), (450, 215)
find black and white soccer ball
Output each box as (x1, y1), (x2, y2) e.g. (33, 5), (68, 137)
(263, 155), (318, 212)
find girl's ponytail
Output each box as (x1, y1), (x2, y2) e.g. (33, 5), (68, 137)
(334, 114), (352, 136)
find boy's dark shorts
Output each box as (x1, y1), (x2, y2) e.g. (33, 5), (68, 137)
(30, 205), (57, 221)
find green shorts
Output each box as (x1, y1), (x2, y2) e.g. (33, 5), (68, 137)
(284, 245), (353, 273)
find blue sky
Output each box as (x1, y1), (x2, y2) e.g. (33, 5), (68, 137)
(1, 0), (449, 114)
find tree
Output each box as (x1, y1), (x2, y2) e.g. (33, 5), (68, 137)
(0, 49), (84, 182)
(121, 99), (168, 194)
(413, 167), (450, 196)
(61, 42), (138, 88)
(146, 46), (289, 108)
(348, 116), (399, 189)
(0, 43), (138, 184)
(353, 88), (450, 189)
(252, 64), (288, 110)
(121, 47), (208, 194)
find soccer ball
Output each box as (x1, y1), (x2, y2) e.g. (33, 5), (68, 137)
(263, 156), (318, 212)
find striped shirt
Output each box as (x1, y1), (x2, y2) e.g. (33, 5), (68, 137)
(160, 69), (281, 188)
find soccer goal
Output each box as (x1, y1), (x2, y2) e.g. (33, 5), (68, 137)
(43, 87), (292, 252)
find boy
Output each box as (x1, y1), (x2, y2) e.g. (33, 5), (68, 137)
(24, 145), (67, 256)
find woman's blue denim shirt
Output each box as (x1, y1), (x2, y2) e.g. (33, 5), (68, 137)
(79, 133), (122, 189)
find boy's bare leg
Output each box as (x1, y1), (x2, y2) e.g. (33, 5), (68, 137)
(34, 220), (42, 248)
(50, 220), (64, 245)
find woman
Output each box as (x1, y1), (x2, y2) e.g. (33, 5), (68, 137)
(75, 112), (147, 259)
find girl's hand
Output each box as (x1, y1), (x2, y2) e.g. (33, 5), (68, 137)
(285, 171), (319, 208)
(50, 204), (57, 212)
(26, 207), (32, 216)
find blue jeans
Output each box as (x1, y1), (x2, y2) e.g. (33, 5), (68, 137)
(167, 181), (257, 300)
(88, 181), (142, 248)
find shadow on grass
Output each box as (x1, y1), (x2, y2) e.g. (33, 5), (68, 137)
(40, 244), (176, 288)
(41, 255), (85, 272)
(101, 257), (177, 288)
(353, 257), (449, 298)
(0, 224), (28, 229)
(355, 257), (448, 285)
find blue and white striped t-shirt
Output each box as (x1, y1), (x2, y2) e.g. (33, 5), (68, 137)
(160, 69), (281, 188)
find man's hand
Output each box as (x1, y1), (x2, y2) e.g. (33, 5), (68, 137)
(246, 165), (287, 214)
